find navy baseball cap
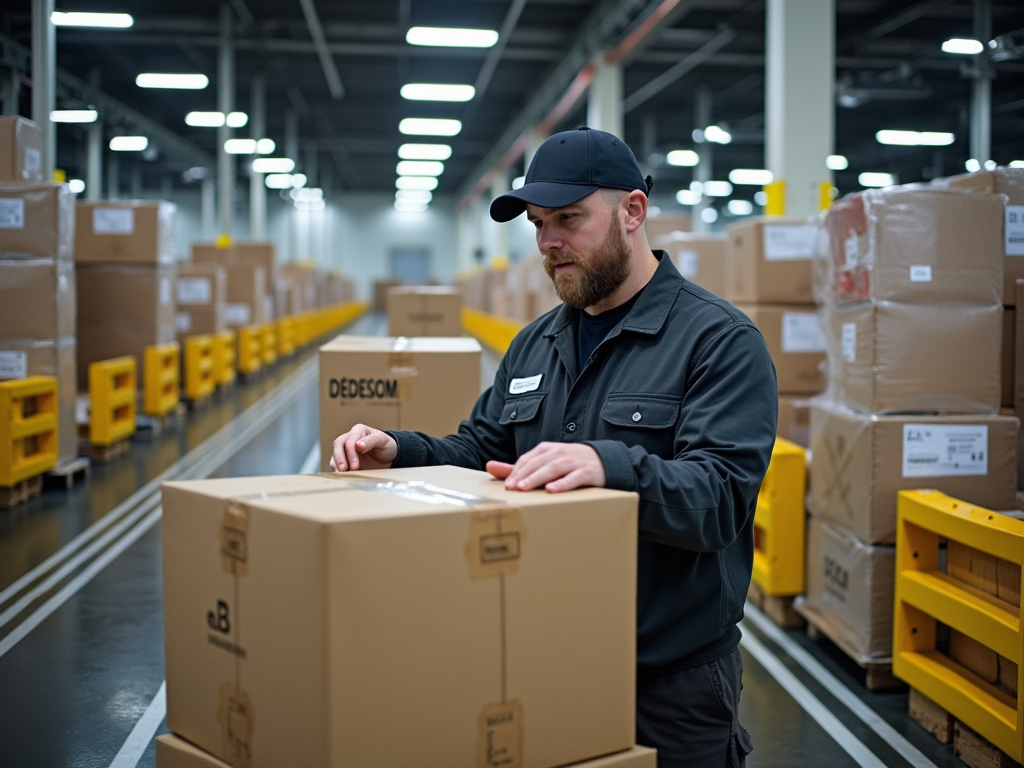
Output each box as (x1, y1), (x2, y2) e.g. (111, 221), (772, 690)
(489, 126), (653, 222)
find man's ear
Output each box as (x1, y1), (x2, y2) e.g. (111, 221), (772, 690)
(623, 190), (648, 234)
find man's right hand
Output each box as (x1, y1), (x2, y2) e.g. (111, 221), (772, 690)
(330, 424), (398, 472)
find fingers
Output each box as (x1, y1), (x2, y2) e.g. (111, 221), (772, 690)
(486, 461), (514, 479)
(332, 424), (371, 472)
(545, 467), (593, 493)
(510, 456), (579, 491)
(503, 443), (554, 488)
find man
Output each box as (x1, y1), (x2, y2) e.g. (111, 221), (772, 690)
(331, 127), (777, 767)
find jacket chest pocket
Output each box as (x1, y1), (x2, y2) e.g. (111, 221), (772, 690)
(499, 393), (546, 451)
(600, 393), (681, 452)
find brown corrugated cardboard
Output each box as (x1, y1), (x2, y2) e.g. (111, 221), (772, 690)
(724, 218), (816, 304)
(824, 301), (1002, 414)
(822, 187), (1004, 305)
(176, 264), (227, 339)
(0, 181), (75, 261)
(76, 264), (177, 389)
(1015, 281), (1024, 416)
(800, 516), (895, 662)
(653, 233), (726, 297)
(809, 401), (1017, 544)
(735, 305), (825, 394)
(387, 285), (463, 336)
(233, 242), (277, 279)
(1004, 307), (1015, 409)
(645, 213), (691, 243)
(777, 395), (811, 447)
(319, 336), (481, 471)
(943, 168), (1024, 305)
(0, 258), (75, 340)
(0, 116), (43, 181)
(223, 264), (266, 326)
(373, 278), (402, 312)
(162, 466), (637, 768)
(75, 201), (176, 265)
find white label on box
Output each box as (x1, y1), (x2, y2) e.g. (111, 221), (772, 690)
(844, 234), (859, 269)
(781, 312), (827, 353)
(902, 424), (988, 478)
(159, 277), (172, 306)
(224, 303), (251, 325)
(509, 374), (543, 394)
(23, 148), (41, 178)
(93, 207), (135, 235)
(1007, 206), (1024, 256)
(763, 224), (817, 261)
(264, 296), (274, 322)
(841, 322), (856, 362)
(0, 198), (25, 229)
(0, 351), (28, 379)
(177, 277), (212, 305)
(175, 312), (192, 333)
(909, 264), (932, 282)
(677, 250), (699, 277)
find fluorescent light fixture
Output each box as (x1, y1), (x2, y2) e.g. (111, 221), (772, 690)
(396, 176), (439, 190)
(224, 138), (257, 154)
(666, 149), (699, 167)
(400, 84), (475, 102)
(858, 172), (895, 187)
(290, 174), (307, 188)
(397, 189), (433, 203)
(728, 169), (773, 186)
(984, 159), (997, 171)
(727, 200), (754, 216)
(700, 207), (719, 223)
(754, 190), (768, 206)
(398, 143), (451, 160)
(185, 111), (225, 127)
(50, 109), (97, 123)
(136, 73), (209, 90)
(109, 135), (148, 151)
(226, 112), (248, 128)
(395, 200), (428, 212)
(512, 176), (525, 190)
(826, 154), (849, 171)
(290, 187), (323, 201)
(265, 174), (293, 189)
(406, 27), (499, 48)
(294, 199), (325, 211)
(51, 11), (132, 27)
(1010, 161), (1024, 169)
(942, 38), (983, 55)
(703, 125), (732, 145)
(702, 180), (733, 197)
(965, 158), (981, 172)
(876, 130), (954, 146)
(252, 157), (295, 173)
(256, 138), (275, 154)
(397, 160), (444, 177)
(399, 118), (462, 136)
(68, 178), (85, 194)
(675, 189), (701, 206)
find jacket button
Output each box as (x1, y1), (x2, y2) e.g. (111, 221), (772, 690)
(566, 422), (576, 432)
(632, 412), (641, 422)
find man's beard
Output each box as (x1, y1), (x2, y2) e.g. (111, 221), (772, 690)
(543, 217), (632, 310)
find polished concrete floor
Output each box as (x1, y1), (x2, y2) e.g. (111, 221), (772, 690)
(0, 313), (967, 768)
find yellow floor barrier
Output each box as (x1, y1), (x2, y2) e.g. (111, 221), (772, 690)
(461, 306), (524, 354)
(143, 342), (181, 417)
(183, 335), (216, 401)
(237, 325), (263, 375)
(262, 323), (278, 366)
(277, 317), (296, 357)
(0, 376), (58, 486)
(893, 490), (1024, 762)
(751, 438), (807, 597)
(89, 356), (136, 446)
(212, 330), (237, 387)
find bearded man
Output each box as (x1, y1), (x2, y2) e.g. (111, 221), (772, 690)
(330, 127), (777, 767)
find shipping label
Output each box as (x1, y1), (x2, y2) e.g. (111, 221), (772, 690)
(843, 234), (859, 269)
(1007, 206), (1024, 256)
(0, 198), (25, 229)
(159, 277), (172, 306)
(224, 303), (251, 325)
(902, 424), (988, 478)
(909, 265), (932, 282)
(841, 323), (856, 362)
(0, 351), (28, 379)
(781, 313), (826, 354)
(177, 277), (212, 305)
(476, 699), (524, 768)
(175, 312), (192, 333)
(92, 207), (135, 235)
(677, 250), (699, 277)
(23, 148), (41, 179)
(762, 224), (817, 261)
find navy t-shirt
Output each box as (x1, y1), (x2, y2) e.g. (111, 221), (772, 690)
(576, 288), (644, 371)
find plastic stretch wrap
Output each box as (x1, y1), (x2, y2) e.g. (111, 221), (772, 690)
(0, 257), (76, 340)
(822, 300), (1002, 414)
(818, 185), (1004, 306)
(0, 181), (75, 262)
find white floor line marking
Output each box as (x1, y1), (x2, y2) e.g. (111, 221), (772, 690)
(299, 440), (321, 474)
(743, 604), (937, 768)
(739, 628), (889, 768)
(108, 680), (166, 768)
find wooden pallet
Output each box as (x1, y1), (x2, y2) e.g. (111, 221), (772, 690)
(135, 403), (186, 440)
(43, 457), (91, 490)
(184, 393), (212, 412)
(78, 437), (131, 464)
(0, 474), (44, 509)
(909, 688), (1022, 768)
(746, 580), (804, 628)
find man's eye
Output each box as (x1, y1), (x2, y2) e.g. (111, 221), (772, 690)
(560, 213), (575, 221)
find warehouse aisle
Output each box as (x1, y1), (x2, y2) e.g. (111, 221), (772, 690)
(0, 315), (962, 768)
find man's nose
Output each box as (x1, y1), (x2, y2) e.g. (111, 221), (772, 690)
(536, 224), (563, 253)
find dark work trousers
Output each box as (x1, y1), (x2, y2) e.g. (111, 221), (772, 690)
(636, 647), (752, 768)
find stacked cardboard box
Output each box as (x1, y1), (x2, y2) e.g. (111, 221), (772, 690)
(802, 185), (1016, 664)
(651, 231), (726, 297)
(0, 164), (78, 465)
(461, 258), (560, 324)
(75, 201), (178, 391)
(724, 218), (825, 447)
(193, 242), (276, 323)
(175, 263), (226, 342)
(387, 285), (463, 336)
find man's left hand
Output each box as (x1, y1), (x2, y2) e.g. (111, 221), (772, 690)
(486, 442), (606, 493)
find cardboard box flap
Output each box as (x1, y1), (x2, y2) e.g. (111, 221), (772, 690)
(320, 335), (481, 353)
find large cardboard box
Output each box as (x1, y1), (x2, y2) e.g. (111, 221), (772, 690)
(777, 395), (811, 447)
(176, 263), (227, 339)
(0, 257), (75, 340)
(233, 242), (277, 279)
(645, 213), (691, 244)
(223, 264), (266, 327)
(1004, 307), (1016, 409)
(0, 181), (75, 261)
(724, 218), (816, 304)
(822, 187), (1004, 305)
(372, 278), (402, 312)
(824, 301), (1002, 414)
(387, 285), (463, 337)
(75, 201), (176, 265)
(0, 338), (76, 465)
(810, 401), (1017, 544)
(319, 336), (481, 471)
(943, 168), (1024, 305)
(162, 466), (638, 768)
(798, 516), (895, 662)
(76, 264), (177, 389)
(653, 232), (726, 297)
(735, 304), (825, 394)
(0, 116), (43, 181)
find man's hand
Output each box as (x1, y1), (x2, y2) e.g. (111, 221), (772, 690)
(330, 424), (398, 472)
(486, 442), (606, 493)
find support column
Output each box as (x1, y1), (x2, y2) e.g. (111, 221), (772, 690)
(217, 2), (235, 237)
(587, 54), (623, 138)
(107, 152), (120, 199)
(31, 0), (56, 177)
(765, 0), (835, 218)
(0, 67), (21, 116)
(970, 0), (992, 166)
(86, 122), (103, 200)
(201, 178), (216, 240)
(249, 74), (266, 239)
(305, 142), (318, 188)
(130, 162), (142, 199)
(285, 109), (299, 164)
(693, 86), (713, 233)
(489, 171), (510, 263)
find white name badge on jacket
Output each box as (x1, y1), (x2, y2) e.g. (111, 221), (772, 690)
(509, 374), (543, 394)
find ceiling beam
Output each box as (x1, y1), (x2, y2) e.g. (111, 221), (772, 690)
(297, 0), (344, 99)
(845, 0), (958, 51)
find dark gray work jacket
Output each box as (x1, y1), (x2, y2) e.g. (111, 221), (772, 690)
(388, 251), (778, 672)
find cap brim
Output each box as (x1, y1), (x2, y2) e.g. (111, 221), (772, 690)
(489, 181), (600, 222)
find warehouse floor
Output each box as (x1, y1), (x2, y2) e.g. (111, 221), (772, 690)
(0, 314), (964, 768)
